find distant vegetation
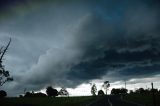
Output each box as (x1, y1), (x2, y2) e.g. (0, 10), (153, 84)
(24, 91), (47, 97)
(22, 86), (67, 98)
(111, 88), (128, 95)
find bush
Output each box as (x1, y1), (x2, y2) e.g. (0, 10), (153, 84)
(24, 92), (47, 97)
(98, 90), (105, 96)
(0, 90), (7, 97)
(111, 88), (128, 95)
(46, 86), (58, 97)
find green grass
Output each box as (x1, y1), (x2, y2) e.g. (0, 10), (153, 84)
(124, 94), (160, 106)
(0, 96), (97, 106)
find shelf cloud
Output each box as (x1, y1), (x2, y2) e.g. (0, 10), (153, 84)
(0, 0), (160, 96)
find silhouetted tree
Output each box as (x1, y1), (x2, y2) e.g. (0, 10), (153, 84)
(120, 88), (128, 94)
(19, 95), (23, 98)
(135, 88), (155, 94)
(129, 90), (134, 94)
(59, 88), (69, 97)
(34, 92), (47, 97)
(0, 38), (13, 86)
(24, 92), (32, 97)
(91, 84), (97, 96)
(135, 88), (145, 94)
(98, 90), (105, 96)
(111, 88), (120, 95)
(151, 88), (158, 94)
(129, 88), (159, 94)
(129, 88), (159, 95)
(46, 86), (58, 97)
(111, 88), (128, 95)
(102, 81), (110, 95)
(0, 90), (7, 97)
(24, 91), (47, 97)
(145, 88), (151, 94)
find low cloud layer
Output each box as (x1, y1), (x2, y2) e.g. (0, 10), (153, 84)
(0, 0), (160, 96)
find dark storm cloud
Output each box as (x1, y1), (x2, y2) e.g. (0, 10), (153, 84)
(0, 0), (21, 8)
(66, 0), (160, 83)
(1, 0), (160, 96)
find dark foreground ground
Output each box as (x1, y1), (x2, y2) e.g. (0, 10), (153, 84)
(87, 95), (145, 106)
(124, 94), (160, 106)
(0, 94), (160, 106)
(0, 96), (96, 106)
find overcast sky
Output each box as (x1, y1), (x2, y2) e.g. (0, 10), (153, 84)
(0, 0), (160, 96)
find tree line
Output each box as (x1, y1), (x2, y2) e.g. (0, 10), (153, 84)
(21, 86), (69, 98)
(90, 81), (160, 96)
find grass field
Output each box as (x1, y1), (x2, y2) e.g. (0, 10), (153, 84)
(124, 94), (160, 106)
(0, 96), (97, 106)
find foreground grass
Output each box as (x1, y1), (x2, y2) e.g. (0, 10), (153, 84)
(0, 96), (97, 106)
(124, 94), (160, 106)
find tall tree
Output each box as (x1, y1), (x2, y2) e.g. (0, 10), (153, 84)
(59, 87), (69, 97)
(0, 38), (13, 86)
(102, 81), (110, 95)
(91, 83), (97, 96)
